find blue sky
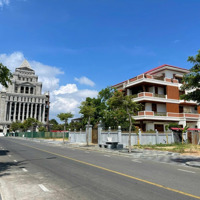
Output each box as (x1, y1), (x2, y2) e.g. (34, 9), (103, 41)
(0, 0), (200, 119)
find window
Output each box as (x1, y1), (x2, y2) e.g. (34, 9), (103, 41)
(152, 103), (157, 112)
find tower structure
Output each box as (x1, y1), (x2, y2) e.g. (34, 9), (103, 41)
(0, 60), (50, 134)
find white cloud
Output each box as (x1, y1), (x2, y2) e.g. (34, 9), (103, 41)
(53, 84), (78, 95)
(0, 51), (99, 120)
(0, 0), (9, 8)
(75, 76), (95, 87)
(0, 51), (64, 92)
(50, 83), (98, 119)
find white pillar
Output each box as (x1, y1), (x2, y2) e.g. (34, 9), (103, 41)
(118, 126), (122, 143)
(26, 103), (30, 119)
(42, 104), (45, 123)
(13, 102), (17, 122)
(4, 102), (8, 121)
(34, 104), (37, 119)
(9, 102), (12, 121)
(18, 102), (21, 121)
(30, 103), (33, 118)
(39, 104), (42, 121)
(22, 103), (25, 121)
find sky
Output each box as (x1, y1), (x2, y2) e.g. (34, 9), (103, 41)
(0, 0), (200, 121)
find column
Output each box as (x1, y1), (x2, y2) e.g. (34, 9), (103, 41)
(9, 102), (12, 121)
(30, 103), (33, 118)
(42, 104), (45, 123)
(18, 103), (21, 121)
(34, 104), (37, 119)
(98, 123), (102, 145)
(13, 102), (17, 122)
(4, 102), (8, 121)
(26, 103), (30, 119)
(39, 104), (42, 121)
(118, 126), (122, 144)
(28, 87), (30, 94)
(22, 103), (25, 121)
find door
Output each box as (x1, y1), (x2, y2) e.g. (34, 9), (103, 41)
(92, 126), (98, 144)
(154, 124), (164, 132)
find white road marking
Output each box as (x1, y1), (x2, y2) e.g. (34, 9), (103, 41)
(22, 168), (28, 172)
(178, 169), (195, 174)
(85, 151), (90, 153)
(8, 155), (11, 157)
(132, 160), (142, 163)
(104, 155), (111, 157)
(13, 160), (17, 162)
(38, 184), (49, 192)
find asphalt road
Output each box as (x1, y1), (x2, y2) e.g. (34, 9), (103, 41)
(0, 137), (200, 200)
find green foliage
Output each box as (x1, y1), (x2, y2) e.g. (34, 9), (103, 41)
(181, 50), (200, 103)
(10, 121), (21, 132)
(79, 97), (96, 125)
(57, 112), (74, 122)
(23, 118), (38, 130)
(168, 123), (180, 129)
(38, 126), (47, 132)
(0, 63), (13, 88)
(57, 112), (74, 130)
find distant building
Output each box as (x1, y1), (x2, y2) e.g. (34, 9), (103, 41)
(113, 64), (200, 132)
(0, 60), (50, 134)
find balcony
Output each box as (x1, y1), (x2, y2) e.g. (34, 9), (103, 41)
(135, 111), (200, 121)
(132, 92), (166, 99)
(125, 73), (179, 88)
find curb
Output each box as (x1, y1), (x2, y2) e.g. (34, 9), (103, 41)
(186, 161), (200, 168)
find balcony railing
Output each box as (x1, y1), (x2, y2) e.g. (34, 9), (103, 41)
(137, 111), (200, 119)
(132, 92), (166, 99)
(126, 73), (179, 86)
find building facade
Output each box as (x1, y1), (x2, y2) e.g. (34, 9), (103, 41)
(0, 60), (50, 134)
(113, 64), (200, 132)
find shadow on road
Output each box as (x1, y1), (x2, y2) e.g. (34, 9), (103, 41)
(171, 156), (200, 164)
(0, 150), (10, 156)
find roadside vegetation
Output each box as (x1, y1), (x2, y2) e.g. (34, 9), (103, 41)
(135, 143), (200, 155)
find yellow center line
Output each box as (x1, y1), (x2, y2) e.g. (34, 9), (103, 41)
(12, 140), (200, 199)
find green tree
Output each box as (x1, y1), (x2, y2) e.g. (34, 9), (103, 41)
(108, 91), (142, 153)
(49, 119), (59, 130)
(0, 63), (13, 88)
(181, 50), (200, 103)
(23, 118), (39, 131)
(57, 112), (74, 131)
(79, 98), (96, 125)
(79, 98), (96, 145)
(10, 121), (21, 132)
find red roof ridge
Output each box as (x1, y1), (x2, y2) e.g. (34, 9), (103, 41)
(144, 64), (189, 74)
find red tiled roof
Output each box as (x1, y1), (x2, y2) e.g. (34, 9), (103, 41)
(144, 64), (189, 74)
(112, 64), (189, 87)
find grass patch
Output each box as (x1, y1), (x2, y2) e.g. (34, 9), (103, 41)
(134, 143), (199, 154)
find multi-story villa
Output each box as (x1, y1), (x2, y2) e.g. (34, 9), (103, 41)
(0, 60), (50, 134)
(113, 64), (200, 132)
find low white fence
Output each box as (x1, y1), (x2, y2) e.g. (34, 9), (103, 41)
(68, 124), (187, 147)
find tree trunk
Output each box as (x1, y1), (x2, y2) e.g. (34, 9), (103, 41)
(128, 114), (132, 153)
